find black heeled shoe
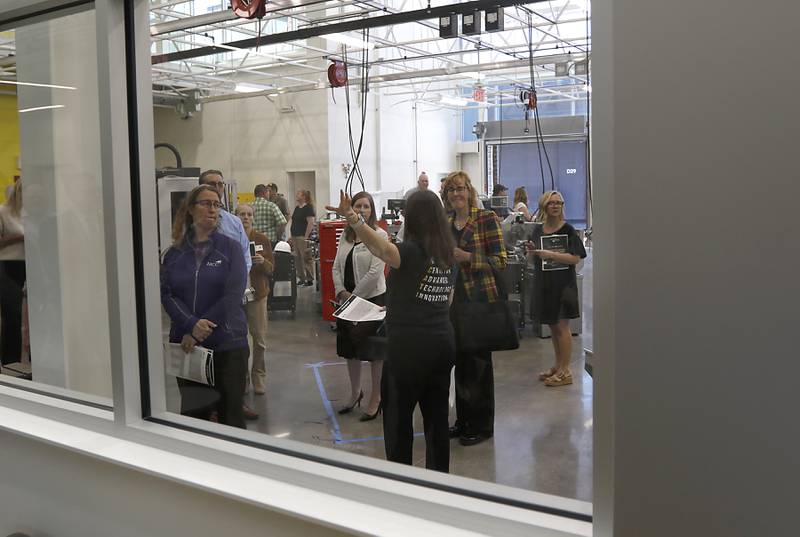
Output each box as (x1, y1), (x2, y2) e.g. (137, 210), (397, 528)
(338, 391), (363, 414)
(359, 401), (382, 422)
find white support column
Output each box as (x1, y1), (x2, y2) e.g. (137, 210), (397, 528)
(16, 7), (113, 398)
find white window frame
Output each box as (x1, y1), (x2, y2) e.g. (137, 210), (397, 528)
(0, 1), (596, 535)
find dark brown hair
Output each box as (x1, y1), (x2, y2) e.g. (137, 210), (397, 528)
(405, 190), (455, 268)
(344, 191), (378, 243)
(172, 185), (220, 246)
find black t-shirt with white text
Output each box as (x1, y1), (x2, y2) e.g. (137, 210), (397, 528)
(386, 240), (456, 330)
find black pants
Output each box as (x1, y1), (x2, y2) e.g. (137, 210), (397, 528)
(177, 346), (249, 428)
(0, 261), (26, 365)
(382, 324), (454, 472)
(453, 349), (495, 436)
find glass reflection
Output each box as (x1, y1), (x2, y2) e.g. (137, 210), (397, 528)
(0, 9), (113, 403)
(150, 2), (593, 502)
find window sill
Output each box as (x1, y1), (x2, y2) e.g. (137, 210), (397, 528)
(0, 387), (591, 537)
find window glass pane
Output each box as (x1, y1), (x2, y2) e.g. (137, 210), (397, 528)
(146, 0), (592, 509)
(0, 6), (113, 404)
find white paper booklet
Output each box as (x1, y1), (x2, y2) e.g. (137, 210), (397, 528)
(333, 294), (386, 323)
(164, 343), (215, 386)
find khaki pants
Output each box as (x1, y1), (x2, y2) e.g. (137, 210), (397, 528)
(292, 236), (314, 281)
(245, 297), (268, 393)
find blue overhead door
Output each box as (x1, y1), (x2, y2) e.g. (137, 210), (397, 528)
(493, 139), (588, 228)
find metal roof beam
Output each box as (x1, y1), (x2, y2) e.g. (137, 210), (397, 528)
(152, 0), (547, 65)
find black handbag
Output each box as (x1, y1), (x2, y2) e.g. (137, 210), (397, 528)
(453, 266), (520, 353)
(357, 321), (388, 362)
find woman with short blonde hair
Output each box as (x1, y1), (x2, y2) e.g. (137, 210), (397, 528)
(527, 190), (587, 386)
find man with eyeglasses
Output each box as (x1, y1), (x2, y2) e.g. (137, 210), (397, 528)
(199, 170), (252, 273)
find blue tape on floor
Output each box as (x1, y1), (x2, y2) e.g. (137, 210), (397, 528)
(336, 432), (425, 445)
(310, 363), (343, 443)
(309, 360), (426, 445)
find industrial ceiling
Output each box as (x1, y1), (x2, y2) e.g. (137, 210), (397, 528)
(0, 0), (590, 111)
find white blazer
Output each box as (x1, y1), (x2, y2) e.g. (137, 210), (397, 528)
(332, 227), (387, 300)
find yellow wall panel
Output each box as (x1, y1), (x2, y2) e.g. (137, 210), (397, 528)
(0, 93), (20, 203)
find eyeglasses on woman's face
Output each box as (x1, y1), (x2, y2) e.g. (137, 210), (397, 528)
(193, 200), (223, 209)
(546, 200), (564, 207)
(445, 186), (468, 194)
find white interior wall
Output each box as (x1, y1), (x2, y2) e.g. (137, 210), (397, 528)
(415, 102), (460, 190)
(457, 142), (482, 194)
(0, 430), (348, 537)
(154, 79), (459, 216)
(327, 84), (379, 203)
(375, 91), (416, 205)
(16, 9), (112, 397)
(153, 87), (330, 212)
(593, 1), (800, 536)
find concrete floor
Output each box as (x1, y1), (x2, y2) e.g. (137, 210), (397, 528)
(169, 251), (594, 502)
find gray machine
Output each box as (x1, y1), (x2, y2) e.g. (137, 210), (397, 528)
(155, 143), (238, 251)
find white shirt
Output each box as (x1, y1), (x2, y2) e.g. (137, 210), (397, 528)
(0, 205), (24, 261)
(332, 227), (388, 300)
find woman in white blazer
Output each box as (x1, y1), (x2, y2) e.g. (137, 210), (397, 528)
(332, 191), (388, 421)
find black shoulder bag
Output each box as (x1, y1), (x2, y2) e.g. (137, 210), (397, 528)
(453, 264), (520, 354)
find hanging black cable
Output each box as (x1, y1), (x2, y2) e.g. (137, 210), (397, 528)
(342, 45), (364, 195)
(534, 105), (555, 190)
(343, 29), (371, 195)
(342, 45), (356, 195)
(350, 28), (370, 193)
(522, 6), (555, 192)
(498, 91), (503, 189)
(533, 109), (546, 195)
(519, 7), (545, 194)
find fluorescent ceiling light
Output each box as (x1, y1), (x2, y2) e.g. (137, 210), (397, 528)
(19, 104), (65, 113)
(0, 80), (76, 90)
(439, 96), (469, 106)
(235, 82), (269, 93)
(323, 33), (374, 50)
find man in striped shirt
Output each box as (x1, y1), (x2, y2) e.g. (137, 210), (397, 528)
(252, 184), (287, 244)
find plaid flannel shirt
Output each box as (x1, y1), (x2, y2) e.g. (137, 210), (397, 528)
(251, 197), (287, 243)
(450, 206), (507, 302)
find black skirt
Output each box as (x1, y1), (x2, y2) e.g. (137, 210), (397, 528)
(336, 293), (386, 361)
(532, 272), (580, 326)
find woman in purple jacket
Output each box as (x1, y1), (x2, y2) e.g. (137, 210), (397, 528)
(161, 185), (249, 428)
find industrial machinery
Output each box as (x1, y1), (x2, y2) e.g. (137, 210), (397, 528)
(155, 143), (238, 251)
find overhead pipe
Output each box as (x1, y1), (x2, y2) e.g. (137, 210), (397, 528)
(150, 0), (346, 37)
(198, 52), (586, 104)
(152, 0), (548, 65)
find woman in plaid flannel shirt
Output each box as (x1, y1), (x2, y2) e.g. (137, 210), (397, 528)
(443, 171), (507, 447)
